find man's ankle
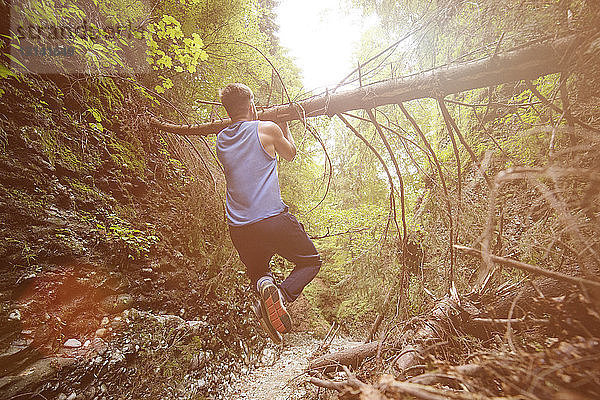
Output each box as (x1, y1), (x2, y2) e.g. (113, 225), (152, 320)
(256, 275), (275, 292)
(281, 289), (293, 305)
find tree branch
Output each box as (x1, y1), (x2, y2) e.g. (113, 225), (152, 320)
(455, 245), (600, 289)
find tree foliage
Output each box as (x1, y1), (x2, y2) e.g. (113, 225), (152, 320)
(271, 0), (600, 332)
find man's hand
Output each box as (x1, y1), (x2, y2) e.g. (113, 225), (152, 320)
(258, 121), (296, 161)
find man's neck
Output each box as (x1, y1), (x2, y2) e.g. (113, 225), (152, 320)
(231, 117), (253, 123)
(231, 109), (257, 123)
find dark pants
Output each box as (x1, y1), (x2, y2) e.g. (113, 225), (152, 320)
(229, 211), (321, 303)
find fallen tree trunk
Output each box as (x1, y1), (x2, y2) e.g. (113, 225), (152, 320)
(313, 338), (600, 400)
(393, 296), (461, 377)
(308, 295), (462, 376)
(483, 277), (566, 317)
(307, 278), (570, 377)
(308, 341), (381, 374)
(151, 35), (580, 136)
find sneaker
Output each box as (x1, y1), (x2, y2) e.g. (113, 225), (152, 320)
(251, 300), (282, 343)
(258, 281), (292, 334)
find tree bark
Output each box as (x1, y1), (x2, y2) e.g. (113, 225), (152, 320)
(307, 277), (574, 380)
(393, 296), (460, 377)
(151, 35), (580, 136)
(308, 295), (462, 376)
(308, 341), (381, 374)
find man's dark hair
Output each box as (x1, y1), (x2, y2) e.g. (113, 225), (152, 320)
(220, 83), (253, 119)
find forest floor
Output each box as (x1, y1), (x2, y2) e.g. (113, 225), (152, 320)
(229, 332), (361, 400)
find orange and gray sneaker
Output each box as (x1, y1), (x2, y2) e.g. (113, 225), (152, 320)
(251, 300), (282, 343)
(258, 281), (292, 334)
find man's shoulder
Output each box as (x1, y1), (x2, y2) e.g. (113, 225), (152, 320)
(257, 121), (280, 136)
(258, 120), (278, 129)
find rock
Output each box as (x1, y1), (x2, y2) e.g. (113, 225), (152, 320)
(101, 317), (110, 326)
(110, 316), (126, 331)
(91, 338), (108, 356)
(66, 393), (76, 400)
(189, 351), (208, 371)
(95, 328), (108, 338)
(100, 294), (134, 314)
(260, 347), (276, 366)
(154, 314), (186, 329)
(64, 339), (82, 348)
(57, 394), (67, 400)
(0, 357), (76, 399)
(8, 309), (21, 321)
(187, 320), (209, 335)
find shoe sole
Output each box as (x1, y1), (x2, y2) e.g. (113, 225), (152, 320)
(251, 302), (282, 344)
(261, 284), (292, 334)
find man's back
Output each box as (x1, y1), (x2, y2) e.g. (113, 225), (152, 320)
(216, 120), (286, 226)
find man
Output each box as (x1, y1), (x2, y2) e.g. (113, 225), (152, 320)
(216, 83), (322, 343)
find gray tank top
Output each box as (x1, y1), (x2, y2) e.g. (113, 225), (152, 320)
(216, 121), (286, 226)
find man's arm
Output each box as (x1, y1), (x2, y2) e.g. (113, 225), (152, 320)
(259, 121), (296, 161)
(276, 121), (296, 160)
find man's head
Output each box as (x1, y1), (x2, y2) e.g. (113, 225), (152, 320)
(219, 83), (256, 120)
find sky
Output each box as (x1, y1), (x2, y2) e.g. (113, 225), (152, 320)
(276, 0), (377, 92)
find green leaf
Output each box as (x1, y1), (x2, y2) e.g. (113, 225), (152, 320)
(89, 108), (102, 122)
(4, 53), (27, 71)
(0, 63), (17, 79)
(88, 122), (103, 132)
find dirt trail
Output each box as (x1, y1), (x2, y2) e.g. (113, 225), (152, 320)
(229, 332), (360, 400)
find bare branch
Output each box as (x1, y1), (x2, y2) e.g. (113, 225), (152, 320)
(337, 114), (401, 240)
(455, 245), (600, 290)
(438, 99), (492, 188)
(525, 80), (599, 133)
(367, 108), (408, 248)
(398, 103), (455, 290)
